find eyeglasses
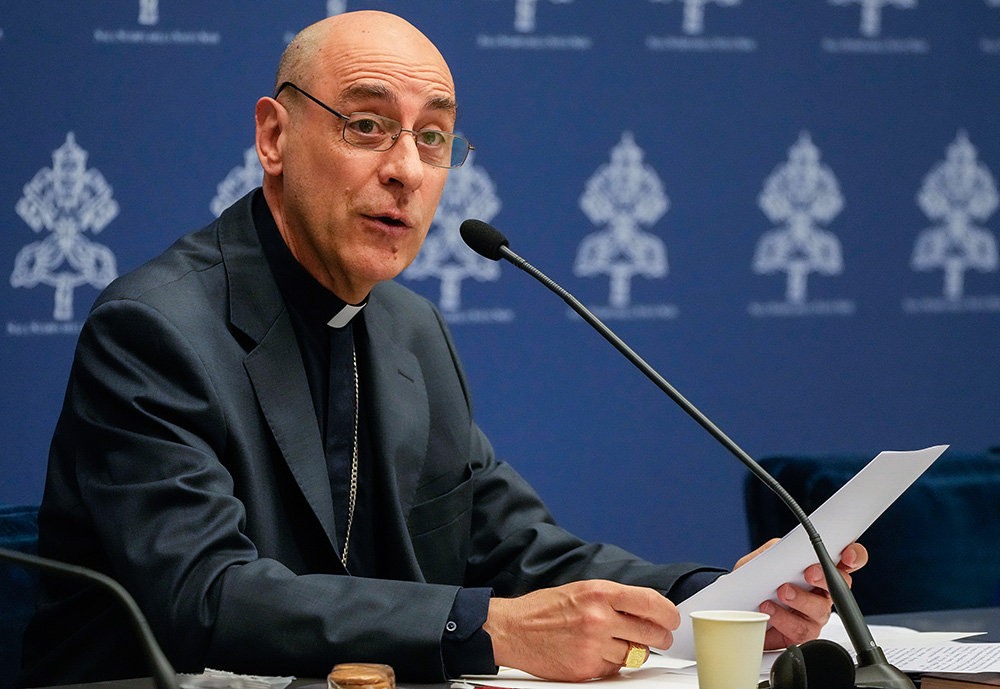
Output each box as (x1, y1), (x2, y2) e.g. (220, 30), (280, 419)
(274, 81), (474, 169)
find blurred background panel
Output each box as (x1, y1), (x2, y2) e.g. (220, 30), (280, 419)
(1, 0), (998, 570)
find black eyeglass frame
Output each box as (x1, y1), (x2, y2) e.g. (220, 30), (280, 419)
(273, 81), (474, 169)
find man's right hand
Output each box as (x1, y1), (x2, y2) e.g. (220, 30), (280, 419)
(483, 580), (679, 681)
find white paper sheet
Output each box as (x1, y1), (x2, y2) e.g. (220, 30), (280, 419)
(884, 644), (1000, 672)
(820, 612), (984, 649)
(664, 445), (949, 660)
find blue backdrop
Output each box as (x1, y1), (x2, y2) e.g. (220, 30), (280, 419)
(3, 0), (999, 572)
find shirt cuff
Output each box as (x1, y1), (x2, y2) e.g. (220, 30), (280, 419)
(442, 587), (496, 678)
(669, 569), (727, 603)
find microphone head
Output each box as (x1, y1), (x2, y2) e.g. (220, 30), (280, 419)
(460, 219), (509, 261)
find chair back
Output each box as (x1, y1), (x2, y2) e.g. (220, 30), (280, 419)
(745, 451), (1000, 614)
(0, 505), (40, 689)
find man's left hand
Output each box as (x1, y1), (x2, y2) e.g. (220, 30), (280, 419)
(734, 539), (869, 649)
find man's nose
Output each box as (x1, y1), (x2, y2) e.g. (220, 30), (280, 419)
(379, 132), (426, 189)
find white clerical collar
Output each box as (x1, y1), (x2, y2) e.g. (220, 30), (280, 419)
(327, 298), (367, 329)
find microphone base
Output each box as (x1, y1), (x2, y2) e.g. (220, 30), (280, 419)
(854, 647), (916, 689)
(855, 663), (917, 689)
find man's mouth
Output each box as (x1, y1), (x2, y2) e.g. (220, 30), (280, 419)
(366, 214), (409, 229)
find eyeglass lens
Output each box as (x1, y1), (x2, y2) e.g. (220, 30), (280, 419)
(342, 112), (469, 168)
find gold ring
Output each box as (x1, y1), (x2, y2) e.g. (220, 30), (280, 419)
(624, 641), (647, 669)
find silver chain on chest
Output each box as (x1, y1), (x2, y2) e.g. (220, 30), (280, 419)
(341, 344), (359, 569)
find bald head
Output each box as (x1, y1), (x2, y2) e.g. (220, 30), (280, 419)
(275, 11), (453, 96)
(255, 10), (458, 303)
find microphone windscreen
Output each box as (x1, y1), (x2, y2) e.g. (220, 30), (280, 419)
(460, 219), (509, 261)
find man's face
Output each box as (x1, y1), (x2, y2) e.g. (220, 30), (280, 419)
(273, 19), (455, 302)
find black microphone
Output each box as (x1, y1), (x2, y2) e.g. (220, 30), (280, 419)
(460, 218), (914, 689)
(0, 546), (180, 689)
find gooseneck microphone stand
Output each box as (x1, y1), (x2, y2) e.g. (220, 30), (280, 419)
(460, 218), (914, 689)
(0, 546), (180, 689)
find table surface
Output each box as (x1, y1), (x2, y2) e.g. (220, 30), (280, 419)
(39, 608), (1000, 689)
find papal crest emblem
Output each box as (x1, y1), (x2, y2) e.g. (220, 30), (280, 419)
(11, 133), (118, 322)
(750, 132), (854, 317)
(753, 132), (844, 305)
(574, 131), (671, 313)
(911, 132), (998, 302)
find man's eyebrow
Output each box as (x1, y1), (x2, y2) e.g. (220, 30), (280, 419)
(338, 82), (457, 115)
(427, 95), (457, 115)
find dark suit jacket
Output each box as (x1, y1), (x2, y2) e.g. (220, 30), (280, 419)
(22, 192), (721, 685)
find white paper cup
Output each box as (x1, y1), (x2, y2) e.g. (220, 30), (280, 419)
(690, 610), (770, 689)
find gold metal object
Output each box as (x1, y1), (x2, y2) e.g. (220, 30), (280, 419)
(624, 641), (647, 669)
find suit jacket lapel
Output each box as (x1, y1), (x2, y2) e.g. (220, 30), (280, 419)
(218, 193), (341, 558)
(364, 290), (431, 578)
(243, 321), (340, 556)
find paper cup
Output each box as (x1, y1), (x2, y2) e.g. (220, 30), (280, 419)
(690, 610), (769, 689)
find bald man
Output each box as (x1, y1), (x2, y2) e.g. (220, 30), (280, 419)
(22, 11), (865, 686)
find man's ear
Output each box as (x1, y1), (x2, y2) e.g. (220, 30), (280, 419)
(255, 97), (286, 177)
